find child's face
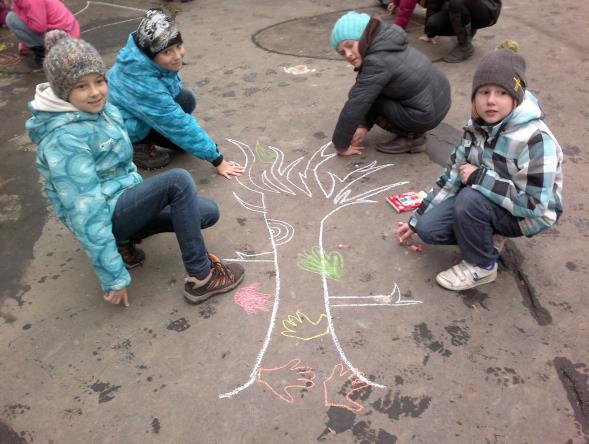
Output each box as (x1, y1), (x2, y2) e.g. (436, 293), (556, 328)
(154, 43), (185, 72)
(68, 73), (108, 113)
(337, 40), (362, 69)
(474, 84), (516, 125)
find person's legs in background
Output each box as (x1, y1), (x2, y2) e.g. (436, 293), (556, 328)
(443, 0), (474, 63)
(5, 11), (45, 66)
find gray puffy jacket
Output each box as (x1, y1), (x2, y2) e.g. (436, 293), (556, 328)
(332, 24), (451, 149)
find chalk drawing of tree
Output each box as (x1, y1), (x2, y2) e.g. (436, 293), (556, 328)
(220, 140), (421, 399)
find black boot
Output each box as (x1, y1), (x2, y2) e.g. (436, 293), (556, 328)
(29, 46), (46, 68)
(443, 13), (474, 63)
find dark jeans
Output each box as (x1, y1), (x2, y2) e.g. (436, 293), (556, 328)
(414, 187), (522, 266)
(111, 168), (219, 277)
(425, 0), (498, 37)
(137, 87), (197, 150)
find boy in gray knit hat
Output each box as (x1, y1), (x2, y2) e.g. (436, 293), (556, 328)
(397, 46), (563, 292)
(27, 30), (245, 308)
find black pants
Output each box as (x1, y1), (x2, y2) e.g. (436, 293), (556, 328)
(425, 0), (500, 37)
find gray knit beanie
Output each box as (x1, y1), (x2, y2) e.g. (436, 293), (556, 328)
(135, 9), (183, 59)
(43, 30), (106, 101)
(471, 48), (527, 105)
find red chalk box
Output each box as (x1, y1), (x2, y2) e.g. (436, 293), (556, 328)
(386, 191), (427, 213)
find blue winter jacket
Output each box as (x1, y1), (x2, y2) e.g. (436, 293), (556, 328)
(107, 34), (220, 163)
(27, 83), (142, 292)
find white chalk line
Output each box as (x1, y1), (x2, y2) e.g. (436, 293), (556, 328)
(75, 1), (146, 15)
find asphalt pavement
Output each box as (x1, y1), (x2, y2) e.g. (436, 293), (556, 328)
(0, 1), (588, 443)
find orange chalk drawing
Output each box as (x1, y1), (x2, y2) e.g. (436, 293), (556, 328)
(257, 358), (316, 404)
(281, 310), (330, 341)
(323, 363), (369, 413)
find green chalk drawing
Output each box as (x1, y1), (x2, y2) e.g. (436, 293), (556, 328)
(297, 246), (343, 280)
(255, 141), (278, 163)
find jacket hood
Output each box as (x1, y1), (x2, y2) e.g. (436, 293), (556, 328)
(467, 90), (544, 135)
(113, 33), (180, 80)
(366, 24), (408, 55)
(30, 83), (79, 113)
(27, 89), (105, 145)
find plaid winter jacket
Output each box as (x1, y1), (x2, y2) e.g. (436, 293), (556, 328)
(410, 91), (563, 237)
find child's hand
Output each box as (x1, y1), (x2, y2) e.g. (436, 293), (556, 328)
(386, 3), (398, 15)
(419, 35), (437, 44)
(459, 163), (478, 184)
(337, 145), (364, 156)
(216, 159), (245, 179)
(104, 288), (129, 307)
(396, 222), (414, 245)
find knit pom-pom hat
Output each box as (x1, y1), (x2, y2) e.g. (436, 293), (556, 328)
(331, 11), (371, 50)
(471, 43), (527, 105)
(43, 30), (106, 101)
(135, 9), (183, 59)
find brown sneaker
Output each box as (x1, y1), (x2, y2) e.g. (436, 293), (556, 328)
(375, 134), (426, 154)
(184, 254), (245, 304)
(133, 144), (170, 170)
(117, 241), (146, 269)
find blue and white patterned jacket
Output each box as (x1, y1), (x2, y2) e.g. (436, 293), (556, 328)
(107, 34), (220, 163)
(410, 91), (563, 237)
(27, 83), (142, 291)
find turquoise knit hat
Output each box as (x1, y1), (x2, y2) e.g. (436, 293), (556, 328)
(331, 11), (371, 50)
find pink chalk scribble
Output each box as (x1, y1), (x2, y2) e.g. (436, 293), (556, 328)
(234, 282), (274, 314)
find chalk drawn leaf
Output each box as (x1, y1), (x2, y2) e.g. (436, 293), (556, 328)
(234, 282), (273, 315)
(297, 246), (343, 280)
(281, 310), (330, 340)
(255, 141), (278, 163)
(323, 363), (369, 413)
(257, 358), (316, 404)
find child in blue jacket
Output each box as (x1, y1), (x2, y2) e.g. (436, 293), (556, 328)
(27, 31), (244, 307)
(107, 9), (244, 176)
(397, 48), (563, 291)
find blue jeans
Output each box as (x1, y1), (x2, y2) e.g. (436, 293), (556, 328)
(415, 187), (522, 266)
(5, 12), (45, 47)
(111, 169), (218, 277)
(138, 88), (197, 150)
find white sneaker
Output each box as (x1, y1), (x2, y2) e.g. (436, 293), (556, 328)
(436, 260), (497, 291)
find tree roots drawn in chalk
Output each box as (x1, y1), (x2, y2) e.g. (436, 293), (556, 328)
(257, 360), (369, 413)
(219, 140), (423, 400)
(257, 358), (315, 404)
(281, 310), (330, 341)
(323, 363), (369, 413)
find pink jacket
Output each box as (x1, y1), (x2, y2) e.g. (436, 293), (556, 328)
(392, 0), (418, 29)
(13, 0), (80, 38)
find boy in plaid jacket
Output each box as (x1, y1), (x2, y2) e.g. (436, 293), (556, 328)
(397, 48), (563, 291)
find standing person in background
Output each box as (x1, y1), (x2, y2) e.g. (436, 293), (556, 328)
(108, 9), (244, 176)
(330, 11), (451, 155)
(4, 0), (80, 67)
(27, 31), (245, 307)
(397, 47), (563, 291)
(422, 0), (501, 63)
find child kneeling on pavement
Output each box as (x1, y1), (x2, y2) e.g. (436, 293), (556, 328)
(27, 31), (245, 307)
(396, 47), (563, 291)
(107, 9), (244, 177)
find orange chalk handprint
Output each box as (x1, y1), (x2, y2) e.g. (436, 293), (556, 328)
(323, 363), (369, 413)
(257, 358), (316, 404)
